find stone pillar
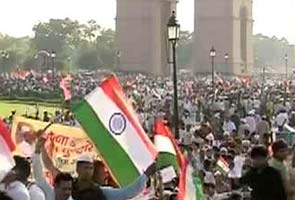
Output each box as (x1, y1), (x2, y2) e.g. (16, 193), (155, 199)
(116, 0), (176, 76)
(194, 0), (253, 75)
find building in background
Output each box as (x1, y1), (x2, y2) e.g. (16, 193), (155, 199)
(194, 0), (254, 75)
(116, 0), (177, 75)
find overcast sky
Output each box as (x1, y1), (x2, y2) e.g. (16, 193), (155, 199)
(0, 0), (294, 43)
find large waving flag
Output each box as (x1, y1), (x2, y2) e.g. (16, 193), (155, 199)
(72, 75), (158, 187)
(154, 120), (183, 172)
(0, 118), (15, 182)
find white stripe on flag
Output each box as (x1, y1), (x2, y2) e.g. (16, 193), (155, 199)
(86, 87), (154, 172)
(184, 164), (196, 200)
(154, 135), (176, 155)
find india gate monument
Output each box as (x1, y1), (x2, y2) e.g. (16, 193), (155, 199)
(116, 0), (254, 75)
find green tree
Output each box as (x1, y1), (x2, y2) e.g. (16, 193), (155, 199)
(177, 31), (193, 68)
(96, 29), (116, 69)
(76, 47), (102, 70)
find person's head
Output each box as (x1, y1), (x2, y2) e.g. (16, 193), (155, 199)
(92, 160), (108, 185)
(76, 154), (94, 181)
(13, 156), (31, 182)
(23, 131), (36, 144)
(250, 146), (268, 168)
(54, 172), (73, 200)
(220, 147), (228, 157)
(203, 159), (212, 171)
(203, 183), (215, 196)
(262, 133), (270, 145)
(228, 192), (242, 200)
(224, 132), (230, 141)
(272, 140), (290, 161)
(0, 192), (13, 200)
(191, 141), (200, 152)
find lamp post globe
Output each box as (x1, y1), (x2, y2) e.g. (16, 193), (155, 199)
(224, 53), (229, 61)
(167, 11), (180, 42)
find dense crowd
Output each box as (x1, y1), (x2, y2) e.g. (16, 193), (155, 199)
(1, 70), (295, 200)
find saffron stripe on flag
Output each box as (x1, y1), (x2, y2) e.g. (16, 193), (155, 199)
(0, 119), (15, 182)
(0, 119), (15, 151)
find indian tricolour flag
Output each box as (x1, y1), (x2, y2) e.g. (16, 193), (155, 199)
(216, 157), (230, 175)
(154, 120), (182, 172)
(0, 118), (15, 182)
(178, 158), (206, 200)
(72, 75), (158, 187)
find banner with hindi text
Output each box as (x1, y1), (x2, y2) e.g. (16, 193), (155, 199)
(11, 116), (98, 175)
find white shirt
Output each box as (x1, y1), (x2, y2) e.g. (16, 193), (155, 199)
(29, 184), (46, 200)
(245, 116), (256, 133)
(275, 113), (288, 127)
(19, 141), (35, 158)
(223, 121), (236, 133)
(5, 181), (30, 200)
(228, 155), (246, 178)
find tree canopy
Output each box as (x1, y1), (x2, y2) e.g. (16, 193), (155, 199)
(0, 18), (293, 74)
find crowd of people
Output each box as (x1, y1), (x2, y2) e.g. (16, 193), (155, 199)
(1, 69), (295, 200)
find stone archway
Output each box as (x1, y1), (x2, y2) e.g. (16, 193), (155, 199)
(194, 0), (254, 75)
(116, 0), (177, 75)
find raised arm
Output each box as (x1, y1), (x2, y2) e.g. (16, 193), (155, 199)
(36, 130), (60, 178)
(101, 163), (156, 200)
(41, 142), (60, 178)
(32, 137), (54, 198)
(101, 173), (148, 200)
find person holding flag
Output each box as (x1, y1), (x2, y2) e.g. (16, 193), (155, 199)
(154, 119), (206, 200)
(71, 75), (158, 187)
(33, 135), (157, 200)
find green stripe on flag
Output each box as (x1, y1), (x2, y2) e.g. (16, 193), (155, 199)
(193, 176), (206, 200)
(72, 100), (140, 187)
(156, 152), (179, 172)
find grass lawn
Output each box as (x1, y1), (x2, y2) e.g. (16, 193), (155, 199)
(0, 100), (59, 118)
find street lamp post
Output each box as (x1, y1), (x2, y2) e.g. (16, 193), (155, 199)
(224, 53), (229, 73)
(285, 54), (288, 80)
(51, 51), (56, 78)
(1, 51), (9, 74)
(262, 66), (266, 84)
(284, 54), (288, 106)
(167, 11), (180, 139)
(67, 57), (71, 73)
(210, 47), (216, 102)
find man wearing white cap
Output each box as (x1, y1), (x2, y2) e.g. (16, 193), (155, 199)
(245, 111), (256, 135)
(33, 136), (156, 200)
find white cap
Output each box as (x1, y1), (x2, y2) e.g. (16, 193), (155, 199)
(242, 140), (250, 146)
(224, 132), (230, 137)
(77, 153), (94, 163)
(220, 147), (228, 153)
(206, 133), (214, 141)
(248, 110), (255, 115)
(240, 118), (246, 123)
